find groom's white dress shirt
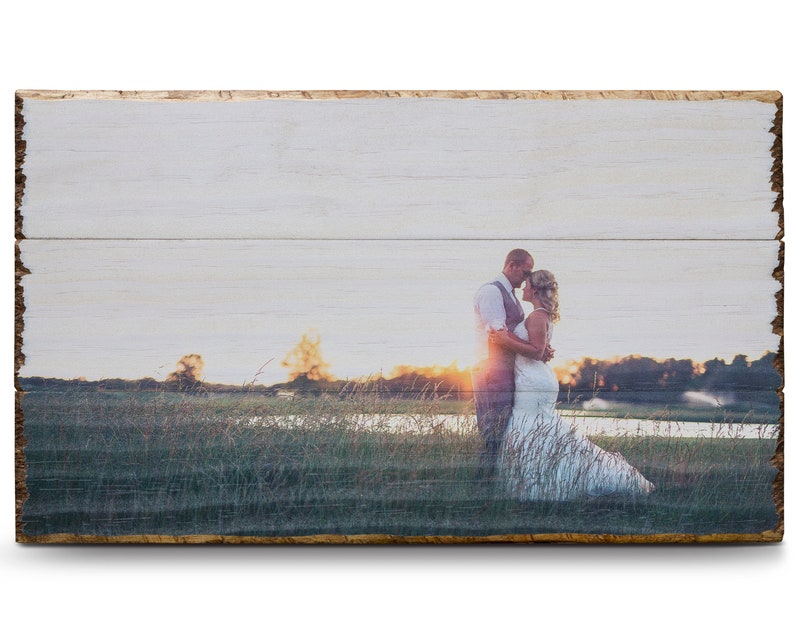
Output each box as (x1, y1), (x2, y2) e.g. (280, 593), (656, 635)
(473, 273), (522, 367)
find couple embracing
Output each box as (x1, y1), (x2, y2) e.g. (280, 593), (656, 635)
(473, 249), (654, 501)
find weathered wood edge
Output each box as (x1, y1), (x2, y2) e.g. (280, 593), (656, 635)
(13, 90), (784, 545)
(14, 89), (782, 103)
(771, 94), (784, 538)
(14, 530), (784, 545)
(15, 93), (30, 543)
(17, 89), (781, 104)
(769, 95), (786, 537)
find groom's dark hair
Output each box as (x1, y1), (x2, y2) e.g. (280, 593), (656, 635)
(504, 248), (532, 267)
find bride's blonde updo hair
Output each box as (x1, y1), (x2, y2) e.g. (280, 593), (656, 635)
(530, 270), (560, 323)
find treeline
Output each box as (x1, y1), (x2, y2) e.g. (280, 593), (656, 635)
(18, 352), (780, 406)
(342, 353), (781, 405)
(18, 376), (229, 394)
(15, 371), (466, 398)
(557, 352), (780, 405)
(348, 353), (780, 405)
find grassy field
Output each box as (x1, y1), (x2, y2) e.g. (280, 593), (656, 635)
(19, 389), (780, 539)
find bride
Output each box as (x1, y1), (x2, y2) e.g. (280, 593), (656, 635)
(489, 270), (655, 501)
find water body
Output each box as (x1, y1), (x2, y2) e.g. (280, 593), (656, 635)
(247, 413), (778, 439)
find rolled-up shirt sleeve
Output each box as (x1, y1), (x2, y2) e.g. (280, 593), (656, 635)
(475, 284), (507, 332)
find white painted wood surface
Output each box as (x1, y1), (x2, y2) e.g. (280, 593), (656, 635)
(19, 95), (778, 241)
(17, 92), (781, 387)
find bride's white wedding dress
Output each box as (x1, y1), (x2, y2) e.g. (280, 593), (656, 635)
(499, 319), (654, 501)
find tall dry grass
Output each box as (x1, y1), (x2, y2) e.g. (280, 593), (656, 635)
(20, 386), (778, 537)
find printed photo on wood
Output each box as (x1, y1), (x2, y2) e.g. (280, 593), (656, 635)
(14, 90), (783, 544)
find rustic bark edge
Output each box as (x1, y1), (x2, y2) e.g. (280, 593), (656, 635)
(13, 89), (782, 103)
(15, 530), (785, 545)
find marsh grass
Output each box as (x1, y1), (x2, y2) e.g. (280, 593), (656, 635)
(20, 388), (778, 537)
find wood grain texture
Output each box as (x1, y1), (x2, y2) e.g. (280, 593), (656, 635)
(17, 530), (785, 545)
(15, 90), (783, 544)
(15, 89), (782, 103)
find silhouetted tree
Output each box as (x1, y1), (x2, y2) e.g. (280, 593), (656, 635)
(385, 362), (473, 397)
(603, 356), (665, 394)
(747, 352), (781, 389)
(166, 354), (204, 390)
(564, 357), (607, 394)
(658, 358), (697, 391)
(282, 331), (333, 381)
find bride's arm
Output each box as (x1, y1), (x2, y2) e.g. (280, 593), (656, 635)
(490, 313), (548, 360)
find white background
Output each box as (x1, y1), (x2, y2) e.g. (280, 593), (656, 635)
(2, 2), (790, 635)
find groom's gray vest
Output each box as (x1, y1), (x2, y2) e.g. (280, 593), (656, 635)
(488, 281), (525, 372)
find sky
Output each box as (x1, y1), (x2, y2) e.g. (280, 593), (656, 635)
(18, 95), (780, 385)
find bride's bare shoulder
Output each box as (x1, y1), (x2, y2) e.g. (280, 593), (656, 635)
(526, 308), (550, 324)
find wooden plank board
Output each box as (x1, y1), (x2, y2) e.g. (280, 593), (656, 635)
(14, 90), (783, 544)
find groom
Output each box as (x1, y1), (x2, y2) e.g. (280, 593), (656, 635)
(472, 248), (535, 481)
